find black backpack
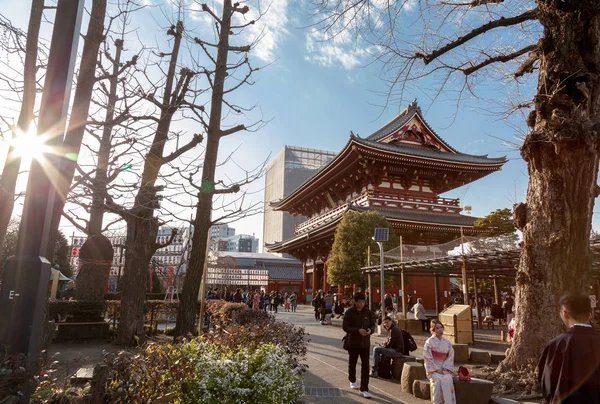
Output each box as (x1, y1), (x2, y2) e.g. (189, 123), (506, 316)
(401, 330), (418, 353)
(377, 355), (392, 379)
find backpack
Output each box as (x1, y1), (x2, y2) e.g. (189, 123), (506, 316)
(377, 355), (392, 379)
(402, 330), (418, 353)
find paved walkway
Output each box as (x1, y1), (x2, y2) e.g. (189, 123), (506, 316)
(274, 305), (428, 403)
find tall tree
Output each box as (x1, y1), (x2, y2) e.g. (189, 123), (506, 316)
(474, 208), (518, 237)
(174, 0), (266, 337)
(311, 0), (600, 368)
(327, 211), (398, 287)
(0, 0), (44, 248)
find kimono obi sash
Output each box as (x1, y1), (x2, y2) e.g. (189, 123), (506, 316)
(431, 350), (448, 361)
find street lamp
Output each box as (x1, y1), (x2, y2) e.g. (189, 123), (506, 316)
(373, 228), (389, 335)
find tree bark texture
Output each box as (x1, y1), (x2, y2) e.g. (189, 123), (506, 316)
(175, 0), (233, 337)
(46, 0), (107, 250)
(116, 22), (184, 346)
(116, 217), (158, 345)
(0, 0), (43, 248)
(505, 0), (600, 368)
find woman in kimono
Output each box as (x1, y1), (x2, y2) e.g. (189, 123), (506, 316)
(423, 320), (456, 404)
(252, 289), (261, 310)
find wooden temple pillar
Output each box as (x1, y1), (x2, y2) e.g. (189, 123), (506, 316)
(323, 261), (328, 292)
(473, 273), (481, 326)
(302, 262), (308, 303)
(311, 261), (319, 296)
(493, 277), (499, 305)
(338, 283), (344, 301)
(434, 274), (440, 315)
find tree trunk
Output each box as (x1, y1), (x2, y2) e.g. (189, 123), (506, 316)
(175, 0), (233, 338)
(0, 0), (43, 247)
(88, 38), (123, 236)
(46, 0), (107, 250)
(116, 22), (184, 345)
(115, 216), (158, 345)
(504, 1), (600, 368)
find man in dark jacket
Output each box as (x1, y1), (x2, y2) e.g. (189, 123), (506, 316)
(538, 292), (600, 404)
(343, 292), (376, 399)
(370, 316), (405, 378)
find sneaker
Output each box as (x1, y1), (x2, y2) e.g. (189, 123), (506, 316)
(350, 382), (358, 389)
(360, 391), (372, 399)
(370, 371), (378, 378)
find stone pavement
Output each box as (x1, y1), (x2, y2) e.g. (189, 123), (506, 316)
(274, 305), (429, 403)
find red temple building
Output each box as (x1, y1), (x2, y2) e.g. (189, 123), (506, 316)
(266, 101), (507, 308)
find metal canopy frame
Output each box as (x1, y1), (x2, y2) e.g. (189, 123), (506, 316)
(362, 241), (600, 279)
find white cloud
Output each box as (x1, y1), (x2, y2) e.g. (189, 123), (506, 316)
(304, 29), (370, 70)
(243, 0), (290, 63)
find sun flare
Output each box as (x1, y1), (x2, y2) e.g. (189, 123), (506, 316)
(9, 127), (49, 161)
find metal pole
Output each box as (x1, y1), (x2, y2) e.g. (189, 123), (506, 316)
(197, 232), (211, 333)
(460, 227), (468, 301)
(493, 277), (499, 305)
(378, 241), (385, 330)
(367, 245), (372, 310)
(400, 236), (406, 318)
(0, 0), (84, 367)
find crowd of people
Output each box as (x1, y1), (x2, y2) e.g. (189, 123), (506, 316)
(205, 287), (298, 313)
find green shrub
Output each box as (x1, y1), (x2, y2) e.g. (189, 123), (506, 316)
(231, 307), (273, 326)
(219, 303), (248, 324)
(106, 340), (304, 403)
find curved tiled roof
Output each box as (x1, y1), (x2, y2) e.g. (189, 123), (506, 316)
(354, 206), (478, 227)
(355, 137), (507, 165)
(365, 100), (458, 153)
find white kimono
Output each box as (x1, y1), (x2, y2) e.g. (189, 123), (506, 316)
(423, 335), (456, 404)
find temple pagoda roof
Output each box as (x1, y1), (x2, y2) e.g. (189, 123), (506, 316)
(265, 204), (481, 256)
(270, 101), (507, 212)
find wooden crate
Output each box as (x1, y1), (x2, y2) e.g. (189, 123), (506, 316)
(438, 304), (473, 344)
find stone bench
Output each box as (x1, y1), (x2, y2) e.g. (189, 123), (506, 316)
(412, 379), (431, 400)
(400, 362), (425, 394)
(391, 356), (416, 380)
(491, 353), (506, 364)
(453, 376), (494, 404)
(453, 344), (469, 363)
(469, 350), (491, 364)
(409, 376), (494, 404)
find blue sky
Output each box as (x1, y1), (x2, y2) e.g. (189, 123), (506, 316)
(2, 0), (598, 248)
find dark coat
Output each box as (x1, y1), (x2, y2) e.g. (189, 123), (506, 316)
(538, 325), (600, 404)
(342, 306), (376, 349)
(384, 323), (405, 353)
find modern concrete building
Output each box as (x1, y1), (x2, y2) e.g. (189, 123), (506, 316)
(212, 234), (260, 253)
(210, 224), (235, 239)
(263, 146), (337, 249)
(70, 225), (192, 292)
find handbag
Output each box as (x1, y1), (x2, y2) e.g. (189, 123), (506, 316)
(458, 366), (471, 381)
(342, 334), (349, 350)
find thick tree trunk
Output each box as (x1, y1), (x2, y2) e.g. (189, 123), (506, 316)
(115, 216), (158, 345)
(46, 0), (107, 249)
(175, 0), (233, 338)
(0, 0), (43, 247)
(504, 0), (600, 368)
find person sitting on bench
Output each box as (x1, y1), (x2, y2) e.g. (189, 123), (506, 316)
(370, 316), (405, 378)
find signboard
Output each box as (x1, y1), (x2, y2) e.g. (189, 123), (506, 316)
(206, 267), (268, 286)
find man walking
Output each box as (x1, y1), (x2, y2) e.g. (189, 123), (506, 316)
(538, 292), (600, 403)
(371, 316), (405, 378)
(343, 292), (376, 399)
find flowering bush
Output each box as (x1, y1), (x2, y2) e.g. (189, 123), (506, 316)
(106, 340), (303, 403)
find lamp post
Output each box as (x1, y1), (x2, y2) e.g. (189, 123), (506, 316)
(373, 228), (389, 336)
(115, 244), (126, 290)
(0, 0), (84, 368)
